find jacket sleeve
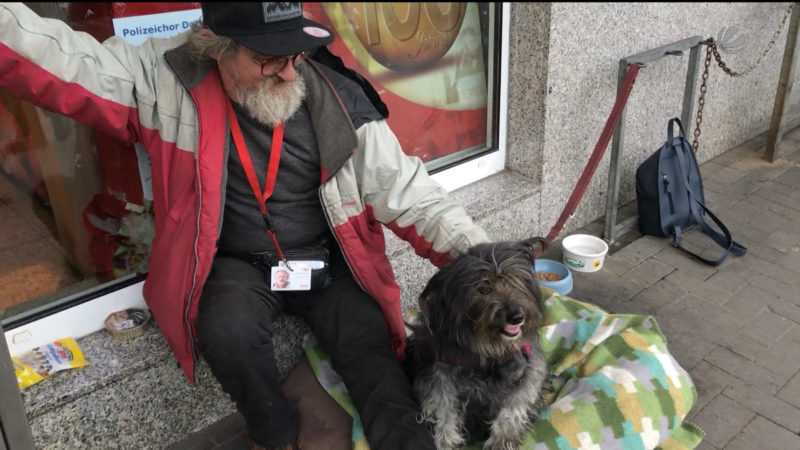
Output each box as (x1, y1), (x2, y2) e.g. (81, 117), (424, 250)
(0, 2), (159, 143)
(355, 120), (489, 267)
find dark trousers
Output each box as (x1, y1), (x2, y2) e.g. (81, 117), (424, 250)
(195, 246), (435, 450)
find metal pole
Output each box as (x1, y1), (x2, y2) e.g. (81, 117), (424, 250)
(603, 60), (630, 244)
(766, 2), (800, 162)
(0, 325), (35, 450)
(682, 43), (703, 136)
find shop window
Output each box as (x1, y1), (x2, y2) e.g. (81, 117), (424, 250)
(306, 3), (503, 173)
(1, 2), (506, 344)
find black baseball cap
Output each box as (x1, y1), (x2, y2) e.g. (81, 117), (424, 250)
(201, 2), (334, 56)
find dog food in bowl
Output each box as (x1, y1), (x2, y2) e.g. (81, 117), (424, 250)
(536, 272), (563, 282)
(533, 259), (573, 295)
(561, 234), (609, 273)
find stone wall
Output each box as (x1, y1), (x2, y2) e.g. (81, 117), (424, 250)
(506, 2), (798, 237)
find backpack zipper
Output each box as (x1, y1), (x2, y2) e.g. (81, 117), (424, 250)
(663, 174), (675, 214)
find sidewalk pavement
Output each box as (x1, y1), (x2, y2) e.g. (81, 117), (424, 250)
(169, 127), (800, 450)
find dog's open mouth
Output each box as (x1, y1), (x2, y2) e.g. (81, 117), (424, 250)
(501, 324), (522, 338)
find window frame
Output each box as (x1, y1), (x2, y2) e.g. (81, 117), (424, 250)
(430, 3), (509, 192)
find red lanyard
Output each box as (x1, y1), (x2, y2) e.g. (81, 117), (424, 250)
(225, 99), (288, 262)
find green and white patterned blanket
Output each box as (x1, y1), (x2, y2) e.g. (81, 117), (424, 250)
(303, 287), (704, 449)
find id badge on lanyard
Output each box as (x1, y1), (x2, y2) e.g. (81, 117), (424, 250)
(271, 261), (314, 291)
(226, 100), (315, 292)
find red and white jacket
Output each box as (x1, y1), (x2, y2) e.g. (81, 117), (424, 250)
(0, 3), (488, 382)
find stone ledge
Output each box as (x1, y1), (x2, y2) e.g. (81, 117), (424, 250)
(21, 325), (172, 420)
(24, 316), (309, 449)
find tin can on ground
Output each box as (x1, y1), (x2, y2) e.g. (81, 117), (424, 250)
(105, 308), (151, 341)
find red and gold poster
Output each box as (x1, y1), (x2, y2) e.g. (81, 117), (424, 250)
(305, 3), (489, 163)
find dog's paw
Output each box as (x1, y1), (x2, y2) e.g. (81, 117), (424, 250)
(434, 428), (466, 450)
(483, 436), (523, 450)
(435, 436), (465, 450)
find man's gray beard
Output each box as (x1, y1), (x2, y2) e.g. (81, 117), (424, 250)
(236, 72), (307, 127)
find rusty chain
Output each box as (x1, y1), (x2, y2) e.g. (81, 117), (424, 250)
(693, 45), (713, 153)
(692, 3), (794, 153)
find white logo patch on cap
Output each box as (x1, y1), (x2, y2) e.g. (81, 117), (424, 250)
(263, 2), (302, 23)
(303, 26), (330, 38)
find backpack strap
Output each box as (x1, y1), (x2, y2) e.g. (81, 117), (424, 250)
(671, 136), (746, 265)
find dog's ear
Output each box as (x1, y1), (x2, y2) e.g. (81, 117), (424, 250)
(518, 237), (548, 261)
(417, 276), (445, 333)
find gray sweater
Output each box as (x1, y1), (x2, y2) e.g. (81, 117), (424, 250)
(218, 100), (329, 253)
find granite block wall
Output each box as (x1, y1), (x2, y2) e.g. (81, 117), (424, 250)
(506, 2), (799, 238)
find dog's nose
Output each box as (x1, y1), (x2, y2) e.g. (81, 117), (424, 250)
(507, 311), (524, 325)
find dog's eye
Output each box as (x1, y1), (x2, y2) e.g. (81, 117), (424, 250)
(478, 286), (492, 295)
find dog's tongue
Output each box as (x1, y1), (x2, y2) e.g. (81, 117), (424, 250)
(504, 324), (521, 335)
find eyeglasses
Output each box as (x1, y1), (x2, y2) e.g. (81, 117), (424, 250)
(241, 46), (311, 76)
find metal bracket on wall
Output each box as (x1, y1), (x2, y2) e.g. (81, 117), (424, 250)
(603, 36), (705, 245)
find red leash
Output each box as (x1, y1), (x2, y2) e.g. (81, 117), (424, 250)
(543, 63), (640, 248)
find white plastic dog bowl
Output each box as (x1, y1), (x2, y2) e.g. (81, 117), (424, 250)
(561, 234), (609, 273)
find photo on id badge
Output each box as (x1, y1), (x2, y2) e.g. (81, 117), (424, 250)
(271, 261), (314, 291)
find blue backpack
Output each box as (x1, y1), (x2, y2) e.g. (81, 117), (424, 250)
(635, 118), (746, 266)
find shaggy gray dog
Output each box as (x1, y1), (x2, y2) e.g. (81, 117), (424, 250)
(406, 237), (549, 450)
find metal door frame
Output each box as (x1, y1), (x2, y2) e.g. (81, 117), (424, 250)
(0, 324), (35, 450)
